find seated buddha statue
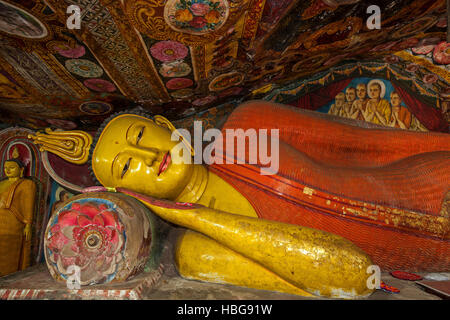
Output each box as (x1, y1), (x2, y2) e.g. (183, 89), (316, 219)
(0, 159), (36, 276)
(29, 101), (450, 297)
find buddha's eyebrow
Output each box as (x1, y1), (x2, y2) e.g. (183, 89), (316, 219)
(111, 153), (120, 177)
(125, 123), (134, 143)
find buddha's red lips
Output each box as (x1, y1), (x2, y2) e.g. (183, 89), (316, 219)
(158, 152), (171, 176)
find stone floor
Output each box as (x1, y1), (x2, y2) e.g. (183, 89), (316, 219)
(0, 227), (448, 300)
(143, 259), (446, 300)
(142, 227), (449, 300)
(0, 262), (446, 300)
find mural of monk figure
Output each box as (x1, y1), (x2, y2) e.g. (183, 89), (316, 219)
(351, 83), (369, 121)
(388, 91), (412, 129)
(365, 80), (391, 126)
(30, 101), (450, 298)
(0, 159), (36, 276)
(342, 87), (358, 118)
(328, 92), (345, 116)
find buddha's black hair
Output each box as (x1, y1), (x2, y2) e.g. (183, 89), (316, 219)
(5, 158), (25, 168)
(87, 106), (154, 186)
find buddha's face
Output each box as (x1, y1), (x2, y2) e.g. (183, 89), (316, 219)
(345, 89), (356, 103)
(356, 85), (367, 100)
(369, 84), (381, 99)
(92, 114), (194, 200)
(390, 93), (401, 108)
(4, 161), (22, 179)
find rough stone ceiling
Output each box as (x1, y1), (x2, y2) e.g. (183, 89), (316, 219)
(0, 0), (448, 131)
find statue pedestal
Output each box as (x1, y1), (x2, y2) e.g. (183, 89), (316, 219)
(0, 263), (164, 300)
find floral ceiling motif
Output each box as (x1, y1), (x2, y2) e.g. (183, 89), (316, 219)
(0, 0), (448, 131)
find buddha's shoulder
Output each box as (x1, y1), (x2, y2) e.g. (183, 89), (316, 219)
(19, 178), (37, 189)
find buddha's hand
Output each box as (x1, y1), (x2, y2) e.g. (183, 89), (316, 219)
(24, 224), (32, 241)
(117, 188), (375, 299)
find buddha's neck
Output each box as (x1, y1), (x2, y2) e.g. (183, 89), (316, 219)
(175, 164), (208, 203)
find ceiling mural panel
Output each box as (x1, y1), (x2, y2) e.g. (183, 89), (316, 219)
(0, 0), (447, 132)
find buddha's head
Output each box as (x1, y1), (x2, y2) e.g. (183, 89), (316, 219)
(356, 83), (367, 100)
(4, 159), (24, 179)
(90, 111), (194, 200)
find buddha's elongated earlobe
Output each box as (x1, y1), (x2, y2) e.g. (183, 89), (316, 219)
(20, 168), (24, 178)
(154, 115), (195, 156)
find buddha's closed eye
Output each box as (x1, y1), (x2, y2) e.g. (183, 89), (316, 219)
(136, 127), (144, 145)
(121, 157), (131, 179)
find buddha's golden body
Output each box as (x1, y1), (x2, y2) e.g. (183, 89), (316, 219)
(0, 161), (36, 276)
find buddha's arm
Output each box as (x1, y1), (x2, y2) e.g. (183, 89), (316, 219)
(118, 188), (374, 299)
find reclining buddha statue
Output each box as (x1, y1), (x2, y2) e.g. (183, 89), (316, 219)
(29, 100), (450, 298)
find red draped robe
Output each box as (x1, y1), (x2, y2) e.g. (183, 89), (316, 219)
(209, 101), (450, 272)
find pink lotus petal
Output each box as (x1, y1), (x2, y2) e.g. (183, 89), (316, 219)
(49, 224), (60, 235)
(98, 204), (108, 212)
(108, 228), (119, 245)
(58, 210), (79, 228)
(72, 226), (83, 241)
(47, 231), (69, 251)
(80, 203), (101, 218)
(92, 214), (105, 227)
(77, 215), (93, 228)
(100, 211), (118, 228)
(71, 203), (81, 211)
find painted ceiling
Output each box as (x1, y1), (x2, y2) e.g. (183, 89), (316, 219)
(0, 0), (449, 132)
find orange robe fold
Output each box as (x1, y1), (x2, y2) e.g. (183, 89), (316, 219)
(209, 101), (450, 272)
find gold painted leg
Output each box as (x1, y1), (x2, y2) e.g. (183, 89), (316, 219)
(174, 230), (315, 298)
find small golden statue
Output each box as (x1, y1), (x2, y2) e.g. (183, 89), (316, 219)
(0, 153), (37, 276)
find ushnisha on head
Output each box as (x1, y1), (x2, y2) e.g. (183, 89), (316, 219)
(29, 110), (195, 200)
